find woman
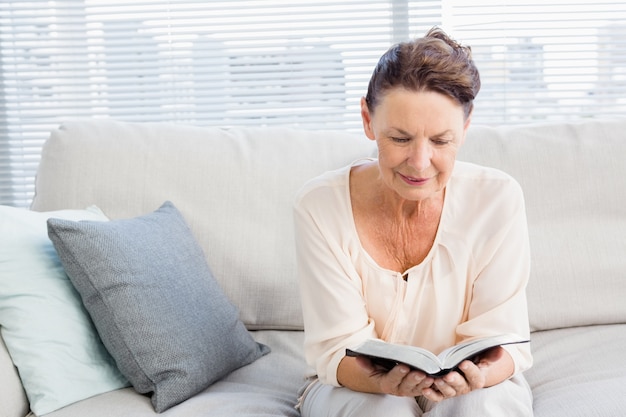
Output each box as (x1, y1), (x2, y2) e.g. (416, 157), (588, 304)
(294, 27), (533, 416)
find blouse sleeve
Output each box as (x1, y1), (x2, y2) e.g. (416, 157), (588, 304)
(456, 177), (533, 375)
(293, 179), (377, 386)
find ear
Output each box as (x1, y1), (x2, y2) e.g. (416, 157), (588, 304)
(360, 97), (376, 141)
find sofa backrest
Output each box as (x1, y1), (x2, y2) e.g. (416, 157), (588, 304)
(31, 119), (375, 330)
(459, 118), (626, 332)
(32, 117), (626, 333)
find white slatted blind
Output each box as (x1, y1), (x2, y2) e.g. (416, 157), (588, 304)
(442, 0), (626, 125)
(1, 0), (624, 207)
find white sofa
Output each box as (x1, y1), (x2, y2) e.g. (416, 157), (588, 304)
(2, 118), (625, 416)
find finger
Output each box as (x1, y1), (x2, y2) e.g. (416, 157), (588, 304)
(387, 367), (434, 397)
(422, 385), (444, 402)
(433, 378), (458, 398)
(378, 364), (412, 393)
(456, 361), (485, 390)
(398, 370), (433, 394)
(414, 372), (435, 391)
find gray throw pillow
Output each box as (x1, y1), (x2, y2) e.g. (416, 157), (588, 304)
(47, 201), (270, 413)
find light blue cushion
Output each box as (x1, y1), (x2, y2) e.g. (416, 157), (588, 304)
(0, 205), (129, 416)
(47, 201), (270, 412)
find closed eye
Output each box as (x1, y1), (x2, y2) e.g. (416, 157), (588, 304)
(391, 137), (411, 143)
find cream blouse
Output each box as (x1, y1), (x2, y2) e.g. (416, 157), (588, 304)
(294, 159), (532, 386)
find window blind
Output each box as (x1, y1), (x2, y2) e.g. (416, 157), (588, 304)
(1, 0), (624, 207)
(443, 0), (626, 124)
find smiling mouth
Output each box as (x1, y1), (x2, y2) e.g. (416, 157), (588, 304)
(400, 173), (429, 185)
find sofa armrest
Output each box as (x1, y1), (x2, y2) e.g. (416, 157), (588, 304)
(0, 334), (29, 417)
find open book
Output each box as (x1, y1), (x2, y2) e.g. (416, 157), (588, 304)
(345, 334), (529, 377)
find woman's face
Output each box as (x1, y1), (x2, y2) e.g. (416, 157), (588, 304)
(361, 88), (471, 203)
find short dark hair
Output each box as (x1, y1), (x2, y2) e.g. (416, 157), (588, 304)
(365, 27), (480, 119)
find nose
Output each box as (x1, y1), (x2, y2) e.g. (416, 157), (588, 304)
(407, 139), (432, 172)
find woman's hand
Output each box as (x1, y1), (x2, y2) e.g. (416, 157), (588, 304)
(354, 356), (435, 397)
(421, 346), (512, 402)
(338, 346), (514, 400)
(421, 361), (484, 401)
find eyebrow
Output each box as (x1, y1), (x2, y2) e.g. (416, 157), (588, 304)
(388, 127), (413, 137)
(387, 127), (455, 139)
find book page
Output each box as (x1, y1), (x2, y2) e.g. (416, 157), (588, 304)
(346, 339), (443, 375)
(438, 334), (529, 369)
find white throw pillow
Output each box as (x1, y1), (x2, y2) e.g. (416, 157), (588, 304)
(0, 205), (128, 415)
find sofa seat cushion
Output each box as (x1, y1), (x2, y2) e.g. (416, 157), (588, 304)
(42, 330), (309, 417)
(47, 201), (270, 413)
(0, 336), (28, 417)
(525, 324), (626, 417)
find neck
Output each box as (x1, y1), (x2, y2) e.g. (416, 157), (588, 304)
(380, 187), (445, 222)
